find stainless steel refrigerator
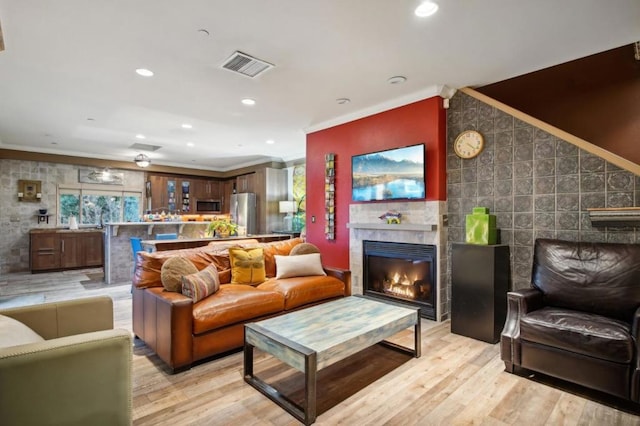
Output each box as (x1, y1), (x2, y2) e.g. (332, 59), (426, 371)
(230, 193), (257, 235)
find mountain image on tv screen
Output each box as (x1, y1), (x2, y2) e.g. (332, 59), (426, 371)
(352, 144), (425, 201)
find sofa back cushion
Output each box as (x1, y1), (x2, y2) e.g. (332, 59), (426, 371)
(259, 238), (304, 277)
(532, 238), (640, 322)
(132, 238), (303, 289)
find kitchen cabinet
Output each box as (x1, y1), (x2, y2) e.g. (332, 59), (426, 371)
(221, 179), (235, 214)
(147, 175), (167, 212)
(30, 230), (104, 272)
(192, 179), (221, 200)
(236, 173), (255, 193)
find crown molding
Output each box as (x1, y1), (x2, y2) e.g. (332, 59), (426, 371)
(305, 84), (455, 134)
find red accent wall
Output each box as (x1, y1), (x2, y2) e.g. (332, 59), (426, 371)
(305, 96), (447, 269)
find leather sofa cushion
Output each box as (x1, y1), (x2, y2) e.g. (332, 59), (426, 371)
(258, 275), (345, 310)
(520, 307), (633, 363)
(258, 238), (304, 278)
(192, 285), (284, 335)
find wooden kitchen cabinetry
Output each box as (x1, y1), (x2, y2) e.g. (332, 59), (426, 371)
(147, 175), (167, 212)
(192, 179), (221, 200)
(221, 179), (235, 213)
(236, 173), (255, 193)
(30, 230), (104, 272)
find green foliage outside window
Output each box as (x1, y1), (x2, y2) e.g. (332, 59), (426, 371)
(59, 189), (141, 225)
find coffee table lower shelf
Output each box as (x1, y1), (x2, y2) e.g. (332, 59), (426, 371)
(243, 296), (421, 425)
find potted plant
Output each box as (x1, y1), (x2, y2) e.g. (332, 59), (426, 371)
(206, 219), (238, 238)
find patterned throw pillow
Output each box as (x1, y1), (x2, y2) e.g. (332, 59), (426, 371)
(160, 257), (198, 292)
(228, 247), (266, 285)
(181, 264), (220, 302)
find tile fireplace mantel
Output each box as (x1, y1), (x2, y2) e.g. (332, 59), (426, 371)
(347, 223), (437, 232)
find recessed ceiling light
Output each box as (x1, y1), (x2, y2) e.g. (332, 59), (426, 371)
(241, 98), (256, 106)
(181, 123), (193, 129)
(415, 1), (439, 17)
(186, 142), (195, 147)
(266, 139), (275, 144)
(135, 68), (154, 77)
(87, 117), (95, 121)
(336, 98), (351, 105)
(388, 76), (407, 84)
(135, 134), (146, 139)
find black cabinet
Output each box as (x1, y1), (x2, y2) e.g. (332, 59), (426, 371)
(451, 243), (510, 343)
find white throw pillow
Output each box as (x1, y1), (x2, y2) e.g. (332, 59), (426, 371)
(275, 253), (327, 279)
(0, 314), (45, 348)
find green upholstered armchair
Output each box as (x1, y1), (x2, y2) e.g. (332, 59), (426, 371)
(0, 296), (132, 426)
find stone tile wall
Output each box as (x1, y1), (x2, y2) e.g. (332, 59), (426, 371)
(0, 159), (145, 276)
(447, 92), (640, 289)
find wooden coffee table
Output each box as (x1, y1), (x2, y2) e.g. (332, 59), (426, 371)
(244, 296), (421, 425)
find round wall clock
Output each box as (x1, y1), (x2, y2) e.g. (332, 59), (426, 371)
(454, 130), (484, 159)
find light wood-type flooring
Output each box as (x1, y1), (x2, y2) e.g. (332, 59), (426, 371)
(2, 268), (640, 425)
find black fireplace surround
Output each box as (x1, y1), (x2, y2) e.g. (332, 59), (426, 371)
(363, 240), (436, 320)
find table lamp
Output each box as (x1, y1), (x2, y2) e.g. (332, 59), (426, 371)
(279, 201), (296, 231)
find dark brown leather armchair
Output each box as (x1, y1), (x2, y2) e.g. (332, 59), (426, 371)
(501, 238), (640, 401)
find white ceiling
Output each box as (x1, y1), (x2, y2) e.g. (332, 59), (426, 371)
(0, 1), (638, 171)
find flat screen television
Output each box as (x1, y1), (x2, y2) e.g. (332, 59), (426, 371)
(352, 144), (425, 202)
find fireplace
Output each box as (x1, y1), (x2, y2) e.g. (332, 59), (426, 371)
(363, 240), (436, 320)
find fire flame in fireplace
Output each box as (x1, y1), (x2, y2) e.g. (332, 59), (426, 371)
(384, 272), (420, 299)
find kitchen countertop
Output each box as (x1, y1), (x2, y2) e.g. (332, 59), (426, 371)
(29, 228), (105, 233)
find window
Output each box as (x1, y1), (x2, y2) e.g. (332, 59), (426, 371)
(58, 186), (142, 225)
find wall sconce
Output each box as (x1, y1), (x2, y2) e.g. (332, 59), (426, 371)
(36, 193), (42, 199)
(279, 200), (296, 231)
(17, 192), (24, 200)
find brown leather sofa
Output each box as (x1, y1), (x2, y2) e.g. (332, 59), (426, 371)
(501, 238), (640, 401)
(132, 238), (351, 372)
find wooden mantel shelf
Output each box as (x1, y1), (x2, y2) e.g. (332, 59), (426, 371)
(347, 223), (438, 232)
(587, 207), (640, 227)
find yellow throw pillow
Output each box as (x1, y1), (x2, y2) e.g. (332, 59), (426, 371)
(161, 257), (199, 292)
(229, 247), (266, 285)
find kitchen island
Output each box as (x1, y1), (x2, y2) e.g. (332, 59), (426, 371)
(104, 222), (209, 284)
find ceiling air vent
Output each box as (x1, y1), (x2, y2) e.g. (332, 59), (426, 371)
(129, 143), (162, 152)
(221, 51), (274, 78)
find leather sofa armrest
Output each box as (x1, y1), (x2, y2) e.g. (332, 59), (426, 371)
(631, 307), (640, 402)
(145, 289), (195, 372)
(323, 266), (352, 296)
(0, 329), (132, 425)
(500, 288), (544, 371)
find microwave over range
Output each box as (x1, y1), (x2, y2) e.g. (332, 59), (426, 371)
(196, 199), (222, 213)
